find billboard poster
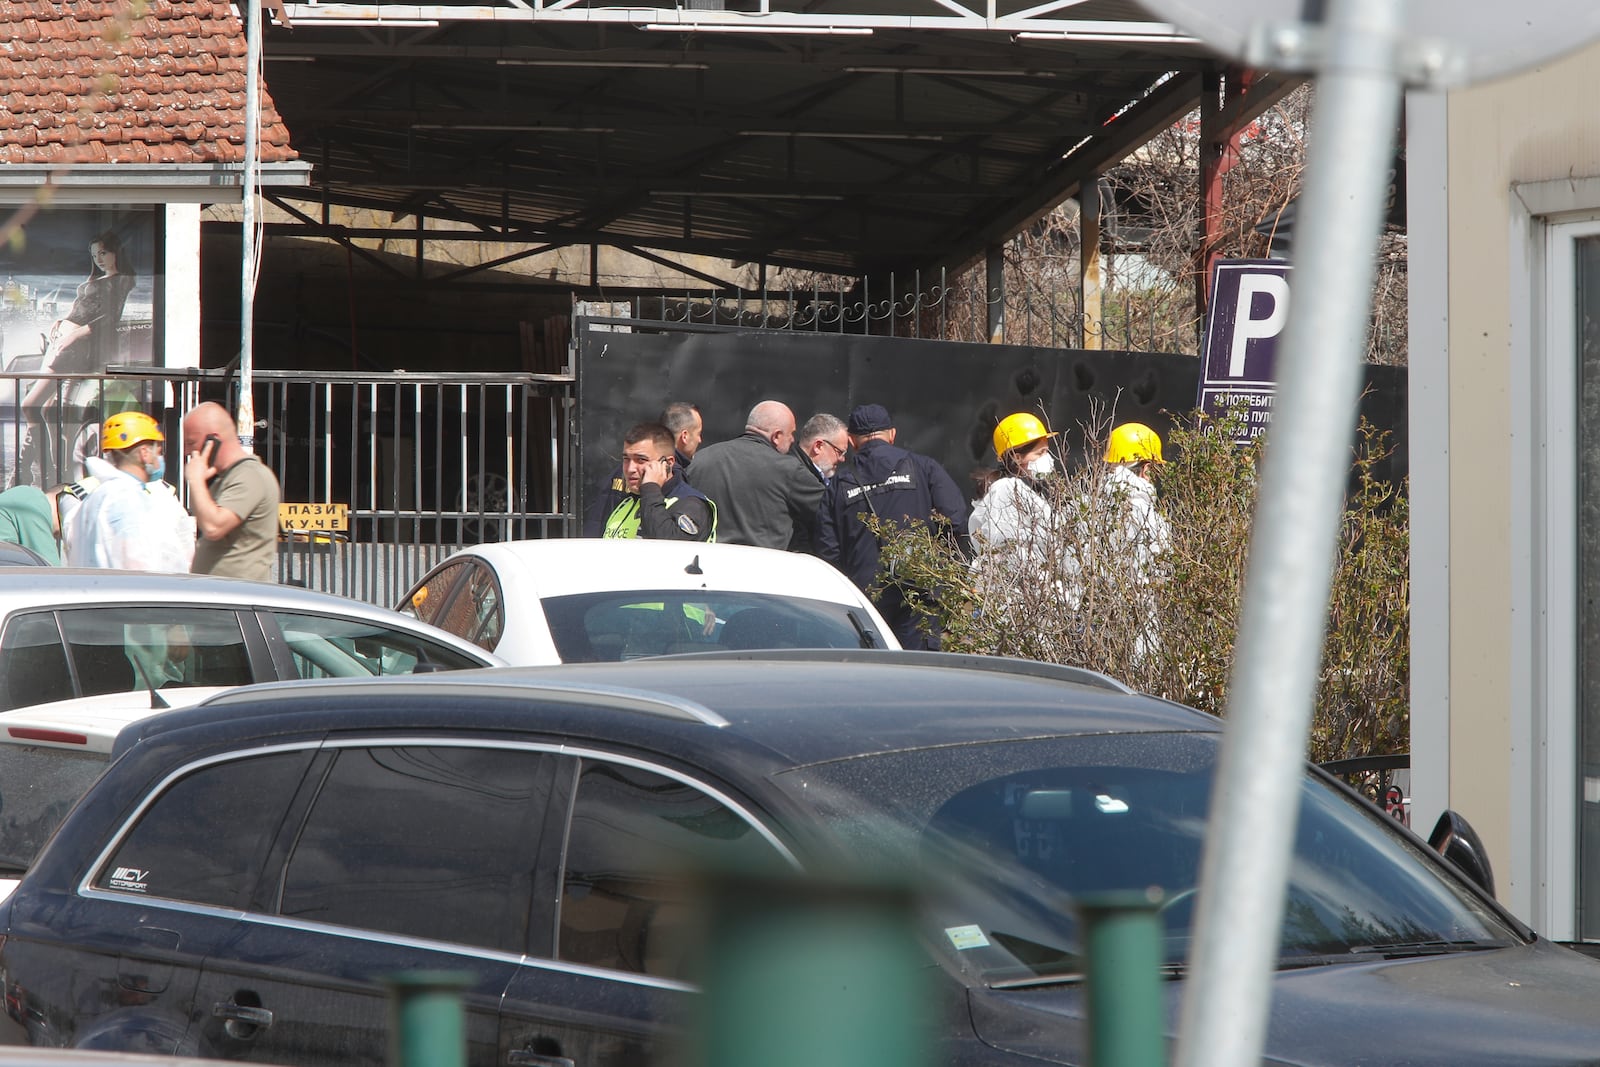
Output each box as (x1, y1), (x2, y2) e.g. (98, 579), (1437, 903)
(0, 206), (161, 488)
(1197, 258), (1291, 443)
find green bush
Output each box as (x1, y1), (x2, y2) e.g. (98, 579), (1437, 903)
(870, 410), (1408, 763)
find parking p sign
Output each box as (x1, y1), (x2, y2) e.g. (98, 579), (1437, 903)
(1196, 259), (1291, 443)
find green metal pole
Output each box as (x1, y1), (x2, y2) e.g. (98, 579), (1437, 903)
(700, 870), (931, 1067)
(1076, 890), (1167, 1067)
(385, 970), (471, 1067)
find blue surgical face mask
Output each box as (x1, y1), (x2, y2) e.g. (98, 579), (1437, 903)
(145, 453), (166, 482)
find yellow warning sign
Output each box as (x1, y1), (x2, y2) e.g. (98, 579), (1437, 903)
(279, 502), (349, 532)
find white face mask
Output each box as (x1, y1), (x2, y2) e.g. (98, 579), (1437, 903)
(1027, 452), (1056, 477)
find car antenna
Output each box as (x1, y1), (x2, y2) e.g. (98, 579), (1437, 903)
(129, 658), (169, 710)
(685, 554), (703, 575)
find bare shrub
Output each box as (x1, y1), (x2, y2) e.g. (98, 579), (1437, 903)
(873, 410), (1409, 762)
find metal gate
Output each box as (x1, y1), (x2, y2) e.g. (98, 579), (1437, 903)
(2, 366), (576, 606)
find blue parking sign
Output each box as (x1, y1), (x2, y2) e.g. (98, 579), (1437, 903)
(1197, 259), (1291, 442)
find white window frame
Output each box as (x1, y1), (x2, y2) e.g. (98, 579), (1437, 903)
(1509, 176), (1600, 939)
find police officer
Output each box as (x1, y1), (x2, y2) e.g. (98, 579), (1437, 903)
(817, 403), (969, 649)
(583, 401), (702, 537)
(601, 422), (716, 541)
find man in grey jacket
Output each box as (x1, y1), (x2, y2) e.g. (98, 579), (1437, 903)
(687, 400), (822, 550)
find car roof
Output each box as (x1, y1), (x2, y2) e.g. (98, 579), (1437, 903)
(125, 651), (1220, 771)
(0, 567), (506, 665)
(0, 542), (49, 566)
(438, 539), (882, 603)
(0, 568), (408, 616)
(0, 687), (236, 753)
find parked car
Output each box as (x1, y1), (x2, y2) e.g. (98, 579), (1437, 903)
(0, 1050), (264, 1067)
(397, 538), (899, 662)
(0, 542), (48, 566)
(0, 568), (505, 715)
(4, 650), (1598, 1067)
(0, 686), (232, 902)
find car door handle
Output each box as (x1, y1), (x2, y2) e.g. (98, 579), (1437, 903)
(212, 1002), (275, 1037)
(507, 1050), (574, 1067)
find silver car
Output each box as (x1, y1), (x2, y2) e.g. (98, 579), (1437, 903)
(0, 568), (505, 715)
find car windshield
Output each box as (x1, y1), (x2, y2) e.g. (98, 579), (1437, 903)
(540, 590), (885, 661)
(773, 731), (1520, 983)
(0, 744), (107, 874)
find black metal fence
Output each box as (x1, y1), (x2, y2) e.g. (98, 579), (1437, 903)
(630, 271), (1201, 353)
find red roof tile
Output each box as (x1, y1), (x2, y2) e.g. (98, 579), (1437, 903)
(0, 0), (297, 166)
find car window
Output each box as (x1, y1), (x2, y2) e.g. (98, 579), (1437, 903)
(774, 732), (1522, 984)
(269, 611), (487, 677)
(0, 612), (73, 711)
(95, 749), (316, 907)
(455, 564), (503, 651)
(559, 759), (788, 978)
(57, 609), (255, 695)
(279, 745), (556, 953)
(540, 591), (879, 662)
(402, 562), (471, 627)
(0, 744), (107, 875)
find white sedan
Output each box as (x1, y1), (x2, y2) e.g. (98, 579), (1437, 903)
(397, 538), (900, 663)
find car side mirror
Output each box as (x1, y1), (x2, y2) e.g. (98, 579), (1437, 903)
(1428, 809), (1496, 898)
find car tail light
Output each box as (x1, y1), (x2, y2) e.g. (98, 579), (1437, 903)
(7, 727), (88, 745)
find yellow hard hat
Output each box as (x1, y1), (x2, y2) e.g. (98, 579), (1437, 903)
(1104, 422), (1163, 464)
(992, 412), (1056, 458)
(101, 411), (164, 451)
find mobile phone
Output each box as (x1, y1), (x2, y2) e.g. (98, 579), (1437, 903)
(202, 433), (221, 458)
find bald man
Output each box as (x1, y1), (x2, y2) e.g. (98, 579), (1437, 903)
(182, 401), (281, 582)
(685, 400), (822, 550)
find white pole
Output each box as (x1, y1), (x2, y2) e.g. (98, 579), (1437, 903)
(239, 0), (261, 451)
(1172, 1), (1406, 1065)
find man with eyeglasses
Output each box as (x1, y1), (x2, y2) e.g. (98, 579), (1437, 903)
(796, 413), (850, 488)
(789, 412), (849, 554)
(685, 399), (821, 551)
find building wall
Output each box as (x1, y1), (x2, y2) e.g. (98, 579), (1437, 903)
(1414, 39), (1600, 927)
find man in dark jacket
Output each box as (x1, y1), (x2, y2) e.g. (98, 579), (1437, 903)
(599, 423), (715, 541)
(817, 403), (969, 649)
(583, 401), (702, 537)
(686, 400), (822, 550)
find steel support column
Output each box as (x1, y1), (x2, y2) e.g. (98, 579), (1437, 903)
(1081, 175), (1103, 350)
(986, 244), (1005, 343)
(1196, 67), (1254, 320)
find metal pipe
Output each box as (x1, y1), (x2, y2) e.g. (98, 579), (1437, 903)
(701, 871), (929, 1067)
(1173, 1), (1405, 1066)
(384, 971), (469, 1067)
(1077, 890), (1165, 1067)
(239, 0), (261, 449)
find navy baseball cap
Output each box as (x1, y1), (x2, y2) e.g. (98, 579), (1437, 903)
(847, 404), (893, 434)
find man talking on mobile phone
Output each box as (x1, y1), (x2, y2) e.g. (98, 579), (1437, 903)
(600, 422), (716, 542)
(182, 401), (282, 582)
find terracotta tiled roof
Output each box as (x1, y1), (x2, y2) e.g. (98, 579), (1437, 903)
(0, 0), (297, 165)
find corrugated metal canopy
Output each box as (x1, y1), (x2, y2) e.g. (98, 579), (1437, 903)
(258, 0), (1230, 276)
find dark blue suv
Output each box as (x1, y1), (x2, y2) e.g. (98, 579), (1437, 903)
(4, 651), (1600, 1067)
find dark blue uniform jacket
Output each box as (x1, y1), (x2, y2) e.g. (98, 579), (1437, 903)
(817, 439), (970, 647)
